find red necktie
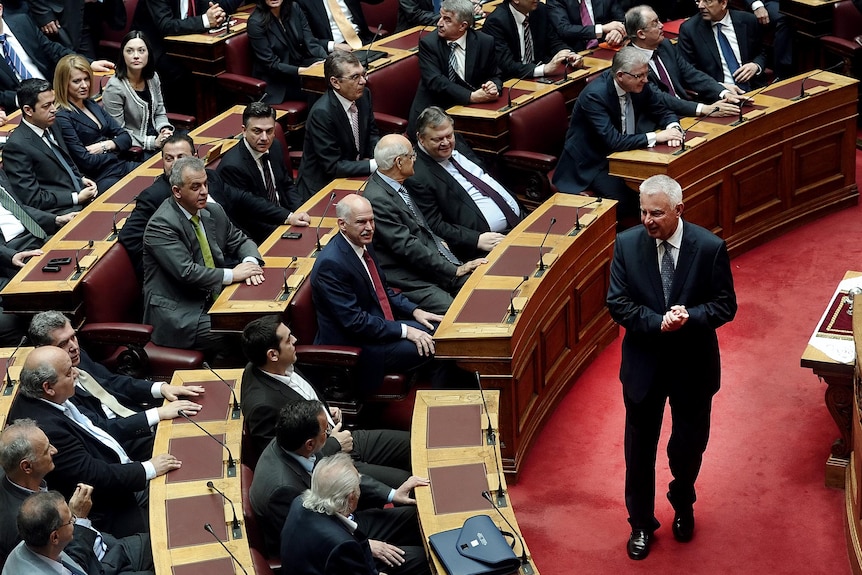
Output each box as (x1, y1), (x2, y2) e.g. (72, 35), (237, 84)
(362, 249), (394, 320)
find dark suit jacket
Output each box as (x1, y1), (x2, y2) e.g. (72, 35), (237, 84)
(408, 28), (502, 135)
(546, 0), (623, 51)
(54, 99), (139, 191)
(0, 168), (59, 270)
(4, 122), (84, 214)
(247, 5), (327, 104)
(0, 13), (75, 110)
(217, 138), (301, 211)
(552, 70), (677, 194)
(296, 89), (379, 202)
(395, 0), (436, 32)
(280, 497), (377, 575)
(677, 10), (767, 88)
(606, 221), (737, 403)
(482, 2), (569, 80)
(6, 394), (148, 537)
(295, 0), (382, 45)
(142, 198), (261, 346)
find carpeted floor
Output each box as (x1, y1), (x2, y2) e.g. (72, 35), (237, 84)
(507, 157), (862, 573)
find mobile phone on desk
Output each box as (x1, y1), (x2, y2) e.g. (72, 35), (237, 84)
(282, 232), (303, 240)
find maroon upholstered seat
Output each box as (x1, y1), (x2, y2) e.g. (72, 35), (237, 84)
(366, 56), (421, 135)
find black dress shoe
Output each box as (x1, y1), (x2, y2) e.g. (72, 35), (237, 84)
(627, 529), (651, 560)
(672, 512), (695, 542)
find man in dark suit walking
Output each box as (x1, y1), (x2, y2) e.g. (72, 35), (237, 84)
(606, 174), (737, 560)
(546, 0), (625, 52)
(677, 0), (767, 91)
(552, 47), (682, 223)
(407, 0), (501, 135)
(296, 51), (380, 202)
(3, 79), (97, 214)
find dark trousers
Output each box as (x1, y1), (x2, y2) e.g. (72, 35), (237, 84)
(623, 374), (714, 531)
(353, 428), (412, 489)
(358, 506), (430, 575)
(590, 171), (640, 224)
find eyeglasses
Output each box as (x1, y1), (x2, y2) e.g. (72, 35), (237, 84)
(324, 422), (333, 437)
(399, 153), (418, 160)
(694, 0), (716, 5)
(58, 514), (77, 529)
(339, 72), (368, 82)
(621, 71), (647, 80)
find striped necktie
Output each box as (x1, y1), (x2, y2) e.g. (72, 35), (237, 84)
(0, 34), (32, 81)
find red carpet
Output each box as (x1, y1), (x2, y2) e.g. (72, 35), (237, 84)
(508, 155), (862, 573)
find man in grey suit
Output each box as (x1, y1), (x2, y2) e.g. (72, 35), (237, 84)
(364, 133), (486, 315)
(142, 156), (264, 358)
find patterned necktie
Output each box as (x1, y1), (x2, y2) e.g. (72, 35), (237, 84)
(190, 214), (215, 268)
(0, 183), (45, 239)
(660, 241), (674, 306)
(652, 53), (678, 98)
(325, 0), (363, 49)
(348, 102), (360, 158)
(260, 152), (278, 204)
(362, 249), (394, 320)
(397, 186), (461, 265)
(448, 42), (460, 82)
(0, 34), (32, 81)
(579, 0), (598, 49)
(43, 132), (81, 188)
(624, 94), (635, 135)
(714, 22), (747, 90)
(77, 369), (136, 418)
(522, 16), (534, 64)
(448, 156), (520, 229)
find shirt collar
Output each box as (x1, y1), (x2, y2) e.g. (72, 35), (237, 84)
(21, 118), (47, 139)
(335, 512), (359, 533)
(630, 43), (654, 59)
(508, 3), (527, 26)
(339, 231), (365, 258)
(376, 171), (402, 191)
(449, 33), (467, 51)
(333, 90), (356, 114)
(284, 447), (316, 474)
(243, 138), (266, 162)
(715, 12), (732, 27)
(613, 78), (627, 98)
(656, 218), (684, 251)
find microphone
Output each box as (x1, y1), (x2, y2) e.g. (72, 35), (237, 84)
(2, 336), (25, 396)
(730, 76), (779, 126)
(488, 433), (507, 507)
(314, 191), (337, 257)
(571, 197), (602, 236)
(481, 491), (534, 575)
(475, 370), (496, 445)
(206, 481), (243, 540)
(673, 106), (720, 156)
(70, 240), (94, 280)
(411, 26), (429, 52)
(218, 13), (232, 38)
(204, 523), (249, 575)
(792, 60), (844, 101)
(280, 256), (298, 301)
(364, 24), (383, 69)
(355, 176), (370, 196)
(108, 194), (139, 241)
(534, 217), (556, 277)
(507, 275), (529, 323)
(202, 361), (240, 420)
(178, 410), (237, 477)
(500, 68), (533, 112)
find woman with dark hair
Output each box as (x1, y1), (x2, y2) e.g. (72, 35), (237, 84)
(53, 54), (141, 192)
(247, 0), (327, 103)
(102, 31), (174, 153)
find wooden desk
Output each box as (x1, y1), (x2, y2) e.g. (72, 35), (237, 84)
(843, 290), (862, 574)
(433, 193), (619, 480)
(150, 369), (253, 575)
(801, 270), (861, 488)
(412, 390), (539, 574)
(608, 70), (858, 259)
(0, 347), (34, 428)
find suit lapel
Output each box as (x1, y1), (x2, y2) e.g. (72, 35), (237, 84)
(240, 142), (267, 192)
(464, 30), (479, 85)
(329, 91), (357, 157)
(730, 13), (749, 63)
(199, 207), (225, 265)
(605, 73), (623, 131)
(335, 233), (377, 302)
(700, 19), (722, 71)
(637, 232), (666, 309)
(670, 222), (698, 304)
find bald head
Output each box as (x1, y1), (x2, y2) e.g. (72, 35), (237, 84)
(336, 194), (375, 247)
(19, 346), (75, 402)
(374, 134), (414, 181)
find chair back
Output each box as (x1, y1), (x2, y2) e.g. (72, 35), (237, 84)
(81, 243), (141, 323)
(225, 32), (254, 76)
(367, 56), (420, 129)
(99, 0), (137, 58)
(361, 0), (399, 34)
(508, 91), (567, 157)
(833, 1), (862, 39)
(287, 279), (318, 344)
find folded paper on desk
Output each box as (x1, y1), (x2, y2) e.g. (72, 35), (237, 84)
(429, 514), (520, 575)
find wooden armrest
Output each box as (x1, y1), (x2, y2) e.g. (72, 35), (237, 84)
(295, 344), (361, 367)
(373, 112), (407, 135)
(217, 72), (267, 97)
(78, 323), (153, 346)
(503, 150), (558, 171)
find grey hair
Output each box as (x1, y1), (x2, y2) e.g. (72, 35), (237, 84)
(416, 106), (454, 137)
(624, 5), (652, 38)
(612, 46), (650, 74)
(0, 419), (40, 473)
(28, 311), (69, 346)
(18, 491), (65, 548)
(19, 358), (59, 399)
(639, 174), (683, 206)
(301, 452), (360, 516)
(169, 156), (206, 188)
(374, 138), (412, 171)
(441, 0), (474, 27)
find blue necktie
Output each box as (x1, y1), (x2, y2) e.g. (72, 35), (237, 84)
(0, 34), (32, 81)
(714, 23), (748, 90)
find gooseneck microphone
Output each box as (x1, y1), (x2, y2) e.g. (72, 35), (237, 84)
(731, 76), (780, 126)
(178, 410), (237, 477)
(673, 106), (720, 155)
(475, 370), (495, 445)
(573, 197), (602, 235)
(508, 275), (529, 320)
(109, 194), (139, 241)
(481, 491), (534, 575)
(502, 68), (534, 112)
(206, 481), (243, 540)
(364, 24), (383, 68)
(204, 523), (249, 575)
(314, 191), (337, 256)
(280, 256), (298, 301)
(792, 60), (844, 101)
(70, 240), (94, 280)
(535, 217), (556, 277)
(3, 336), (25, 396)
(202, 361), (240, 420)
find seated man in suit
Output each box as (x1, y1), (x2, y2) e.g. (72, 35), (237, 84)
(552, 47), (682, 224)
(250, 400), (428, 574)
(0, 420), (155, 573)
(217, 102), (304, 212)
(310, 193), (441, 393)
(546, 0), (625, 52)
(407, 0), (502, 135)
(296, 51), (380, 202)
(296, 0), (382, 52)
(678, 0), (768, 91)
(143, 156), (265, 358)
(483, 0), (583, 81)
(743, 0), (791, 79)
(396, 0), (438, 32)
(121, 134), (307, 278)
(3, 79), (97, 214)
(7, 346), (184, 537)
(368, 133), (487, 314)
(625, 5), (740, 124)
(410, 106), (519, 261)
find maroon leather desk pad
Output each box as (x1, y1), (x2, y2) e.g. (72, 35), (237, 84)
(428, 463), (491, 515)
(486, 245), (551, 277)
(589, 47), (618, 61)
(22, 249), (92, 282)
(62, 209), (132, 242)
(195, 115), (244, 140)
(764, 79), (830, 100)
(307, 188), (355, 217)
(816, 291), (853, 339)
(166, 435), (227, 483)
(172, 379), (234, 423)
(165, 493), (228, 547)
(524, 205), (585, 234)
(427, 404), (482, 448)
(468, 88), (532, 112)
(455, 289), (512, 324)
(108, 173), (159, 204)
(228, 267), (295, 301)
(378, 29), (424, 50)
(264, 227), (332, 257)
(172, 558), (236, 575)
